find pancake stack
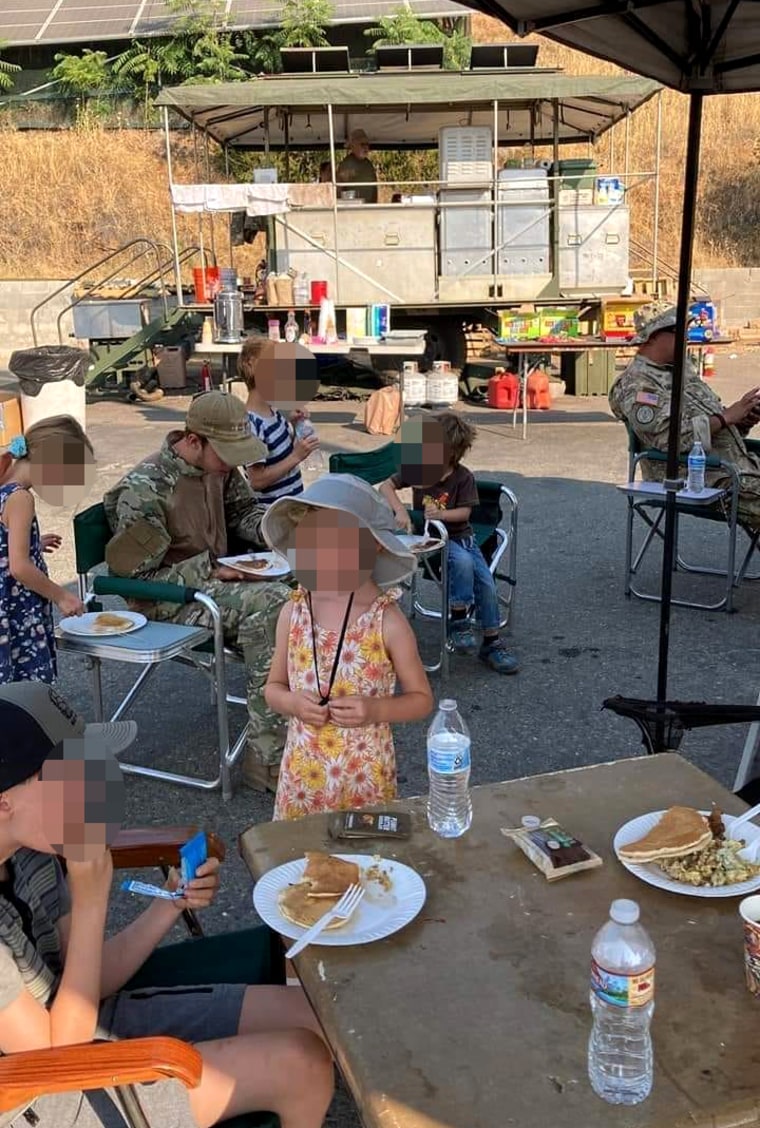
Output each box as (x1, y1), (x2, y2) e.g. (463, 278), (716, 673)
(618, 806), (714, 863)
(278, 852), (361, 930)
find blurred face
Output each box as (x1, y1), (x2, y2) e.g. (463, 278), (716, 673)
(397, 416), (450, 487)
(0, 739), (125, 862)
(349, 136), (370, 160)
(288, 509), (379, 592)
(253, 342), (320, 413)
(28, 435), (96, 507)
(650, 328), (677, 366)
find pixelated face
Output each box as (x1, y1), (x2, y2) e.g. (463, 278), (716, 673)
(349, 137), (370, 159)
(653, 327), (677, 364)
(28, 435), (96, 507)
(198, 440), (232, 475)
(288, 508), (379, 592)
(253, 342), (320, 412)
(11, 738), (125, 861)
(397, 416), (450, 487)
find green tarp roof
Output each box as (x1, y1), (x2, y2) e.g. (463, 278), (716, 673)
(156, 71), (661, 149)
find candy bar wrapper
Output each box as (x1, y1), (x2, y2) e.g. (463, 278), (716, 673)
(501, 819), (603, 881)
(328, 811), (412, 840)
(122, 879), (185, 901)
(180, 831), (208, 884)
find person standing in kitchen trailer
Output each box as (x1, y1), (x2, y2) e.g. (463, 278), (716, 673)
(336, 129), (378, 204)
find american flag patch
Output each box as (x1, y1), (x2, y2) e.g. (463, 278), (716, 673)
(635, 391), (659, 406)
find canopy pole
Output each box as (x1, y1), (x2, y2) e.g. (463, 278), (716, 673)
(225, 145), (234, 266)
(163, 107), (183, 307)
(653, 91), (663, 291)
(284, 113), (291, 182)
(609, 123), (615, 175)
(654, 90), (704, 751)
(204, 132), (217, 267)
(192, 126), (205, 274)
(492, 99), (499, 293)
(327, 103), (340, 305)
(624, 109), (630, 179)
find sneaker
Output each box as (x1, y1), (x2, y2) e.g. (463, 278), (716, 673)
(449, 621), (478, 655)
(479, 640), (519, 675)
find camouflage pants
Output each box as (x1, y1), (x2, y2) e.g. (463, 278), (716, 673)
(168, 580), (291, 767)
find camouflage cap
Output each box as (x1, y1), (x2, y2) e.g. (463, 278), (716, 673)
(633, 302), (693, 345)
(186, 391), (267, 468)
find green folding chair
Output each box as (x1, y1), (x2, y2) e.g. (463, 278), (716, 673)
(328, 442), (400, 484)
(623, 425), (760, 612)
(56, 502), (247, 800)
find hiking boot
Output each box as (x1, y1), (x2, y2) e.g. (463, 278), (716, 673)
(242, 753), (280, 793)
(449, 622), (478, 656)
(479, 639), (519, 675)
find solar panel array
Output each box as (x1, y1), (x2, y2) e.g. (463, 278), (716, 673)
(2, 0), (468, 47)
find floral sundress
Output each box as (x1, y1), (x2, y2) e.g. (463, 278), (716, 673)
(273, 586), (400, 821)
(0, 483), (56, 685)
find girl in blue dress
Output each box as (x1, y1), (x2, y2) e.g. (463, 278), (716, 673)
(0, 415), (94, 684)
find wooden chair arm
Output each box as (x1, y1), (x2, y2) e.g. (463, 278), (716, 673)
(0, 1037), (202, 1114)
(109, 827), (226, 870)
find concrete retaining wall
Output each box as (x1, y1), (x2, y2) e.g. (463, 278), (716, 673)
(693, 268), (760, 328)
(0, 280), (75, 369)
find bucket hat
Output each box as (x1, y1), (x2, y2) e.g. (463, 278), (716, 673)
(186, 391), (267, 467)
(262, 474), (416, 587)
(0, 682), (136, 791)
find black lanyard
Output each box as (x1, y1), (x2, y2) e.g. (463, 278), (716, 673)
(306, 591), (355, 706)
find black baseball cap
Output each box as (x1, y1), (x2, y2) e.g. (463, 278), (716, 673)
(0, 683), (136, 791)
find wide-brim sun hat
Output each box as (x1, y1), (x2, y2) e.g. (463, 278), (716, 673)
(262, 474), (416, 587)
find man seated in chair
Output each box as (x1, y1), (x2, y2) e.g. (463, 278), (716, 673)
(103, 391), (289, 792)
(609, 302), (760, 528)
(0, 682), (333, 1128)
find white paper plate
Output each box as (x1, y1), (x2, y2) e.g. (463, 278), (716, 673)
(253, 853), (426, 945)
(396, 533), (445, 556)
(59, 610), (147, 637)
(614, 810), (760, 898)
(217, 551), (290, 578)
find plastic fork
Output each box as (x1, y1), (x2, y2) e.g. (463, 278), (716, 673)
(284, 884), (365, 959)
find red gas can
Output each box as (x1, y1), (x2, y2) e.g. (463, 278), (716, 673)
(527, 369), (552, 410)
(488, 369), (520, 410)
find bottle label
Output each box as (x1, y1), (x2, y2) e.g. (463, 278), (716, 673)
(428, 743), (471, 774)
(591, 958), (655, 1008)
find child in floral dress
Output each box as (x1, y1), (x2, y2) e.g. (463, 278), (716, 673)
(263, 475), (433, 820)
(0, 416), (94, 684)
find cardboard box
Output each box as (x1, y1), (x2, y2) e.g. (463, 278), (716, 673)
(538, 308), (580, 339)
(688, 300), (717, 342)
(601, 298), (649, 341)
(498, 311), (540, 341)
(155, 346), (188, 390)
(559, 188), (594, 206)
(0, 392), (22, 447)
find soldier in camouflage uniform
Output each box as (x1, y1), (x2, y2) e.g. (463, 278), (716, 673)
(103, 391), (289, 791)
(609, 303), (760, 529)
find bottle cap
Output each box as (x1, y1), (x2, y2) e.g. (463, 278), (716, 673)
(439, 699), (457, 710)
(521, 816), (541, 829)
(610, 898), (640, 925)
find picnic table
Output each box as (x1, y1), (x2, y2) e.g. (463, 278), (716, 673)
(240, 753), (760, 1128)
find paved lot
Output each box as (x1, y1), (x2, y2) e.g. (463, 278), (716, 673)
(9, 352), (760, 1126)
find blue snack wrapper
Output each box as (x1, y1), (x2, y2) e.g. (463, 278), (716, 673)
(180, 830), (208, 885)
(122, 879), (184, 901)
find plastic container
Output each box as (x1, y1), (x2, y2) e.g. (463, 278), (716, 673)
(346, 308), (368, 341)
(589, 899), (655, 1106)
(10, 346), (88, 432)
(526, 369), (552, 410)
(687, 441), (706, 493)
(556, 158), (597, 192)
(310, 280), (328, 304)
(295, 418), (325, 473)
(268, 319), (281, 342)
(293, 272), (310, 307)
(427, 699), (472, 839)
(193, 266), (220, 304)
(488, 370), (520, 410)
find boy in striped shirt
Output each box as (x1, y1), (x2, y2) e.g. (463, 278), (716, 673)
(239, 337), (321, 505)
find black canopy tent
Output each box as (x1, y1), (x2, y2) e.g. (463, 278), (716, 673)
(459, 0), (760, 749)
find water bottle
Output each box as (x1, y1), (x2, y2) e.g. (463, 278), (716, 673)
(588, 899), (655, 1106)
(293, 271), (310, 307)
(295, 418), (324, 473)
(687, 440), (706, 493)
(426, 699), (472, 838)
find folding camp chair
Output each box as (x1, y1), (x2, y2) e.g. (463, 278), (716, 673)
(56, 503), (247, 801)
(0, 826), (281, 1128)
(623, 425), (760, 612)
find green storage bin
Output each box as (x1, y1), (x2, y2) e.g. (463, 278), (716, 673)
(555, 159), (597, 192)
(560, 348), (617, 396)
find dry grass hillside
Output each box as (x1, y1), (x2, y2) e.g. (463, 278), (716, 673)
(0, 12), (758, 279)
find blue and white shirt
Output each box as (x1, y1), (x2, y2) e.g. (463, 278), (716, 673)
(246, 408), (304, 505)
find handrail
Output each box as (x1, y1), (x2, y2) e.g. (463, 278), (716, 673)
(31, 238), (168, 347)
(55, 243), (167, 345)
(119, 244), (202, 300)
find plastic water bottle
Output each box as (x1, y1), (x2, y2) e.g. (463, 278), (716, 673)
(588, 899), (655, 1106)
(426, 699), (472, 838)
(295, 418), (324, 473)
(687, 440), (706, 493)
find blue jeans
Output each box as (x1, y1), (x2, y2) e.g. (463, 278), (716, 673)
(447, 536), (500, 632)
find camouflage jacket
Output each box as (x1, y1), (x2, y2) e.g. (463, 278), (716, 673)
(103, 431), (267, 588)
(609, 353), (760, 485)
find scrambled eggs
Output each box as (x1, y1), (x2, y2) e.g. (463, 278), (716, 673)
(658, 838), (760, 887)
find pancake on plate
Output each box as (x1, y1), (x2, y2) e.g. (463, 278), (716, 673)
(94, 613), (134, 632)
(277, 853), (362, 929)
(618, 806), (713, 863)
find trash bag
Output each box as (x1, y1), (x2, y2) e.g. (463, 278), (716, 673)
(9, 346), (89, 397)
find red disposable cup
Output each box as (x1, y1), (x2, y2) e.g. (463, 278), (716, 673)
(310, 280), (328, 304)
(193, 267), (207, 304)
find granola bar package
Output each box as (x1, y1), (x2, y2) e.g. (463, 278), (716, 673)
(501, 816), (603, 881)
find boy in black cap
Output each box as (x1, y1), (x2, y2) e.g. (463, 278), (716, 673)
(0, 682), (332, 1128)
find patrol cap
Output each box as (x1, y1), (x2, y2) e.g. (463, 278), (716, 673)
(186, 391), (267, 468)
(633, 302), (694, 345)
(0, 682), (136, 791)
